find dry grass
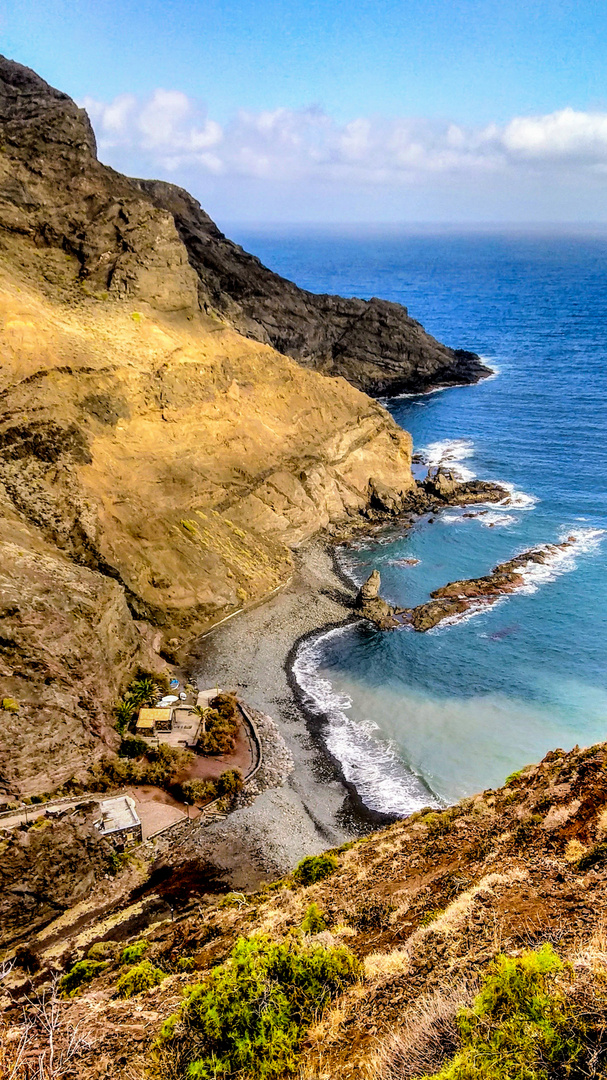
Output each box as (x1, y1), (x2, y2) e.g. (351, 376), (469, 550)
(595, 807), (607, 841)
(365, 984), (473, 1080)
(564, 838), (587, 863)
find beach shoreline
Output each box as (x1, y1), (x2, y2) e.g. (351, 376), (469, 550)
(186, 540), (400, 872)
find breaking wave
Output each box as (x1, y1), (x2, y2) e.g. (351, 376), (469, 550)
(429, 527), (605, 630)
(292, 626), (439, 816)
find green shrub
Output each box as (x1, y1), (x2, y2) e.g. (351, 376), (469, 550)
(216, 768), (244, 797)
(88, 743), (192, 793)
(292, 853), (338, 886)
(121, 939), (149, 965)
(197, 707), (238, 755)
(301, 903), (327, 933)
(116, 959), (166, 998)
(59, 959), (108, 997)
(423, 944), (585, 1080)
(107, 850), (131, 876)
(1, 697), (19, 713)
(209, 692), (238, 720)
(504, 767), (527, 786)
(118, 735), (149, 759)
(179, 779), (217, 805)
(177, 956), (195, 972)
(87, 941), (120, 962)
(155, 934), (359, 1078)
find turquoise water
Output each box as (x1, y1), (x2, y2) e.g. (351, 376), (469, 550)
(234, 229), (607, 814)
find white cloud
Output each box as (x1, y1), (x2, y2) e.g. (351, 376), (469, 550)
(81, 92), (607, 188)
(502, 107), (607, 161)
(82, 88), (223, 171)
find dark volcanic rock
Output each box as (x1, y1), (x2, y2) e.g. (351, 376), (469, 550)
(0, 53), (490, 395)
(407, 538), (578, 631)
(134, 180), (492, 395)
(0, 56), (198, 310)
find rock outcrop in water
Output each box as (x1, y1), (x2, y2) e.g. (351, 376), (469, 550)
(408, 538), (578, 630)
(355, 569), (401, 628)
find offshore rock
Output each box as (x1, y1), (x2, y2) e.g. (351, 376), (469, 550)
(407, 538), (578, 631)
(356, 569), (401, 629)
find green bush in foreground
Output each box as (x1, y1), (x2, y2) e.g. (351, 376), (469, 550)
(301, 902), (327, 933)
(155, 934), (359, 1079)
(121, 939), (149, 965)
(59, 959), (108, 997)
(292, 853), (338, 886)
(423, 944), (585, 1080)
(116, 959), (166, 998)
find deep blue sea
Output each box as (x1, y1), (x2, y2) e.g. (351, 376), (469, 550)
(233, 228), (607, 815)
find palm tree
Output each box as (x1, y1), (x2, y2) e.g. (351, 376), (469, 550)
(114, 697), (136, 733)
(192, 704), (210, 735)
(128, 677), (159, 707)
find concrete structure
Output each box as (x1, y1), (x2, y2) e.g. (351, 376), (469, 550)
(136, 706), (172, 735)
(94, 795), (142, 848)
(196, 687), (222, 709)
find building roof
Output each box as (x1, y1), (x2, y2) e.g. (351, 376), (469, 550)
(138, 707), (172, 723)
(95, 795), (141, 836)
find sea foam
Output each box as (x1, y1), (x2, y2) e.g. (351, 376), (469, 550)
(292, 625), (439, 817)
(429, 527), (606, 631)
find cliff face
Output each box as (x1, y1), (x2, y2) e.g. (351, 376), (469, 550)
(0, 56), (419, 797)
(0, 494), (140, 797)
(3, 741), (607, 1079)
(0, 54), (488, 396)
(0, 56), (197, 311)
(136, 179), (491, 395)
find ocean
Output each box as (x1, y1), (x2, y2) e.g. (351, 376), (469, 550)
(232, 227), (607, 816)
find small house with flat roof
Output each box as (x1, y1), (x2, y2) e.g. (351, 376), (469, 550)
(94, 795), (142, 848)
(136, 706), (172, 735)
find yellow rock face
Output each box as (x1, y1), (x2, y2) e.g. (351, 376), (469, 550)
(0, 245), (413, 643)
(0, 242), (413, 794)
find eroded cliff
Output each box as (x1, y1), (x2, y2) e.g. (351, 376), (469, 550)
(0, 57), (420, 797)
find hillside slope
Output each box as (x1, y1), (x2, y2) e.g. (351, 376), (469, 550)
(3, 741), (606, 1079)
(0, 57), (420, 797)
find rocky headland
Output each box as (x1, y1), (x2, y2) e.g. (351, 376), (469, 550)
(408, 537), (578, 631)
(135, 179), (492, 396)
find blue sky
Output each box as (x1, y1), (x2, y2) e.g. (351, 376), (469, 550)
(3, 0), (607, 223)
